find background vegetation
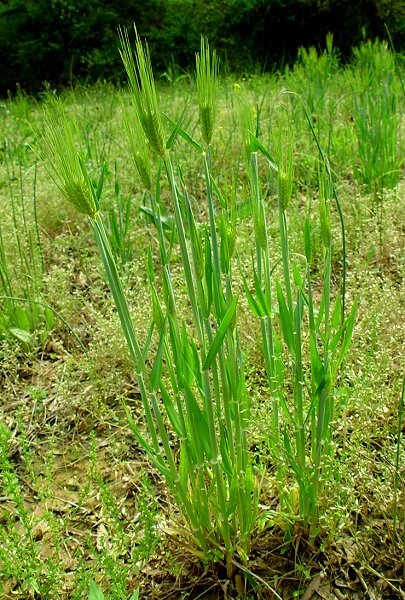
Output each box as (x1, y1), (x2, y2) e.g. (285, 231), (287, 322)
(0, 0), (404, 95)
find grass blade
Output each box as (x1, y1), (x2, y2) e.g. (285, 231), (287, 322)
(202, 294), (239, 371)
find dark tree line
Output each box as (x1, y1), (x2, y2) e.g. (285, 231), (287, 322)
(0, 0), (403, 95)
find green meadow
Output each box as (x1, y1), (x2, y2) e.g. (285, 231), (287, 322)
(0, 36), (404, 599)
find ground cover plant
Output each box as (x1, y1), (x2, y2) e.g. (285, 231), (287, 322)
(0, 34), (404, 599)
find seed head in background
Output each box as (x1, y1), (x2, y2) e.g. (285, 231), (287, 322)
(237, 96), (258, 166)
(38, 102), (98, 219)
(276, 113), (294, 212)
(196, 37), (219, 146)
(119, 26), (166, 159)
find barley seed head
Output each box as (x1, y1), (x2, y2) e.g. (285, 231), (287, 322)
(275, 113), (294, 213)
(238, 98), (257, 164)
(196, 37), (219, 146)
(38, 101), (98, 219)
(119, 26), (166, 158)
(122, 98), (152, 191)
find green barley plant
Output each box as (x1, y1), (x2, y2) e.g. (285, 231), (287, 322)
(38, 29), (360, 589)
(242, 99), (356, 535)
(285, 33), (339, 158)
(352, 38), (397, 87)
(351, 81), (402, 193)
(120, 29), (257, 578)
(287, 34), (338, 118)
(39, 33), (257, 587)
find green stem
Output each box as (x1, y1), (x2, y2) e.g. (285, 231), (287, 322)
(164, 154), (203, 345)
(92, 214), (209, 550)
(203, 148), (222, 319)
(279, 208), (294, 317)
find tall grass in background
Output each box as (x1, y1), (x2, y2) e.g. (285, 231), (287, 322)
(36, 28), (360, 586)
(0, 145), (54, 345)
(348, 39), (403, 257)
(284, 33), (340, 189)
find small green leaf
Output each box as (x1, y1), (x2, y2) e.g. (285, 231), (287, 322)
(241, 273), (265, 317)
(124, 403), (173, 480)
(292, 262), (303, 288)
(249, 132), (278, 171)
(89, 581), (105, 600)
(141, 322), (155, 361)
(180, 324), (195, 388)
(146, 247), (154, 284)
(149, 330), (165, 390)
(310, 335), (324, 388)
(253, 270), (270, 316)
(219, 425), (233, 476)
(10, 328), (33, 344)
(276, 282), (295, 358)
(184, 384), (212, 458)
(163, 112), (203, 153)
(331, 292), (342, 329)
(202, 294), (239, 370)
(329, 323), (344, 352)
(179, 443), (189, 493)
(335, 301), (357, 372)
(209, 175), (226, 208)
(166, 102), (189, 149)
(160, 381), (182, 437)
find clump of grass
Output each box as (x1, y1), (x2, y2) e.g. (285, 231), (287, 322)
(39, 33), (259, 586)
(348, 38), (403, 258)
(243, 99), (356, 534)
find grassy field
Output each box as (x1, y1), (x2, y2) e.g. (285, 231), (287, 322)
(0, 37), (404, 599)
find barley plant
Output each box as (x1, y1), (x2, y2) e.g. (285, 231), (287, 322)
(35, 25), (358, 579)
